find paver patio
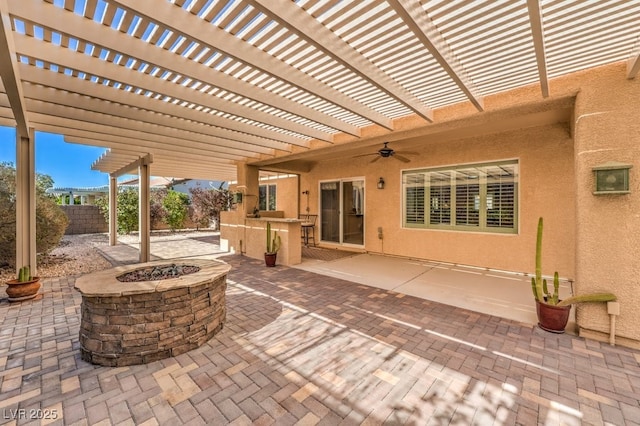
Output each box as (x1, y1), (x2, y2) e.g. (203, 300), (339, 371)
(1, 236), (640, 425)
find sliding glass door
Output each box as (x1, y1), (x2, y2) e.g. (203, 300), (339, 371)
(320, 179), (365, 246)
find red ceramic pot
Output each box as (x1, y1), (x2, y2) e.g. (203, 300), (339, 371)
(536, 299), (571, 333)
(264, 253), (277, 267)
(5, 277), (41, 302)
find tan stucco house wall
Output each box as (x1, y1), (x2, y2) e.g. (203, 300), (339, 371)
(570, 64), (640, 348)
(300, 123), (575, 277)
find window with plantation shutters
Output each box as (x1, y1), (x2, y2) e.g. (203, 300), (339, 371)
(404, 173), (425, 224)
(455, 170), (480, 227)
(402, 160), (518, 233)
(430, 172), (451, 225)
(486, 164), (516, 229)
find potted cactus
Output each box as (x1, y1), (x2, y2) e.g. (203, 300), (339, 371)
(5, 265), (41, 302)
(532, 217), (616, 333)
(264, 222), (281, 267)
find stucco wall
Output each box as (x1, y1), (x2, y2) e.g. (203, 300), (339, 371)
(300, 123), (575, 277)
(272, 175), (299, 218)
(571, 64), (640, 346)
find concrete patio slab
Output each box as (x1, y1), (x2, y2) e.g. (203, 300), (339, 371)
(296, 253), (575, 328)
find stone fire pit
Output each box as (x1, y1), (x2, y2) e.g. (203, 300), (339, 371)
(74, 259), (231, 367)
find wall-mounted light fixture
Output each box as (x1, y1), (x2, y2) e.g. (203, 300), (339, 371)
(377, 177), (385, 189)
(592, 161), (632, 195)
(301, 190), (310, 212)
(233, 192), (243, 203)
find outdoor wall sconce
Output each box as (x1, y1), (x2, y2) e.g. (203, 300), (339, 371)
(377, 177), (385, 189)
(233, 192), (243, 203)
(592, 161), (632, 195)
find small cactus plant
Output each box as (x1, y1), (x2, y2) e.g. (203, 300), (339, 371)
(17, 266), (31, 282)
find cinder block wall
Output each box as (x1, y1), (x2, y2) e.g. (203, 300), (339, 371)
(61, 205), (108, 235)
(61, 205), (209, 235)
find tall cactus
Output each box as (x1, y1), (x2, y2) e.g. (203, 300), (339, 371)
(266, 222), (281, 254)
(530, 218), (560, 305)
(266, 222), (272, 253)
(531, 217), (546, 302)
(531, 217), (616, 307)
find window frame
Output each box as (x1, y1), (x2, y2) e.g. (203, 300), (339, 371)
(258, 183), (277, 211)
(402, 160), (519, 234)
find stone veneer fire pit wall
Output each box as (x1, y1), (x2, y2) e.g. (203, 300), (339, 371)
(74, 259), (231, 367)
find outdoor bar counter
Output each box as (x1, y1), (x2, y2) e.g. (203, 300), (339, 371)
(220, 214), (303, 266)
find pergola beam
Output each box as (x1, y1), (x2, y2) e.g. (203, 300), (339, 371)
(18, 65), (306, 148)
(22, 83), (279, 156)
(526, 0), (550, 97)
(110, 153), (153, 178)
(0, 0), (29, 136)
(9, 0), (359, 138)
(387, 0), (484, 111)
(110, 0), (393, 130)
(13, 34), (322, 144)
(247, 0), (433, 123)
(627, 39), (640, 79)
(25, 99), (264, 160)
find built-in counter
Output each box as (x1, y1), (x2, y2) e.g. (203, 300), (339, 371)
(220, 212), (302, 266)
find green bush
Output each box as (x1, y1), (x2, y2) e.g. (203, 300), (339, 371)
(0, 162), (68, 268)
(95, 187), (139, 234)
(163, 190), (189, 231)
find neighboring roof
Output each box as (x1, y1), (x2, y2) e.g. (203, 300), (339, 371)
(46, 185), (109, 196)
(1, 1), (639, 181)
(46, 184), (144, 195)
(118, 176), (189, 187)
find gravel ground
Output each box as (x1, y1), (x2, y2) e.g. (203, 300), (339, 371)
(0, 233), (113, 282)
(0, 230), (219, 283)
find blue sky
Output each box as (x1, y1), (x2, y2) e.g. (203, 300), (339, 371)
(0, 125), (110, 188)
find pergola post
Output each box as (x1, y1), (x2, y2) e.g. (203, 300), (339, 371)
(108, 175), (117, 246)
(138, 159), (151, 263)
(237, 163), (259, 216)
(15, 127), (36, 275)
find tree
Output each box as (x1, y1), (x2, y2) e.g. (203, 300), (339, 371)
(0, 162), (68, 268)
(189, 183), (231, 231)
(162, 190), (189, 231)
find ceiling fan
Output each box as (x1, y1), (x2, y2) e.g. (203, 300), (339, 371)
(355, 142), (417, 163)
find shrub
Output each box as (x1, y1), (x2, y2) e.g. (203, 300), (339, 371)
(0, 162), (68, 268)
(163, 190), (189, 231)
(95, 187), (139, 235)
(150, 188), (168, 229)
(189, 183), (231, 231)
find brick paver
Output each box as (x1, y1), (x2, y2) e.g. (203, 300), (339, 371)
(1, 246), (640, 425)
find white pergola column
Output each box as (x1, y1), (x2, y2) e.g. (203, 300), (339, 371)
(15, 127), (36, 275)
(138, 159), (151, 263)
(108, 175), (117, 246)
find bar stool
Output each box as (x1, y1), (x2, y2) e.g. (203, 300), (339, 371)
(300, 214), (317, 246)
